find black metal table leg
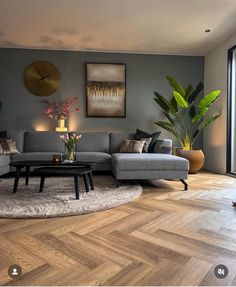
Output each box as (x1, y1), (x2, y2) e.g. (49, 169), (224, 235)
(74, 176), (80, 199)
(13, 166), (21, 193)
(180, 179), (188, 191)
(25, 166), (30, 185)
(83, 174), (90, 193)
(88, 171), (94, 190)
(39, 176), (45, 193)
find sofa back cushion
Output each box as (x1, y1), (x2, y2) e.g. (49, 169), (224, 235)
(24, 131), (64, 153)
(109, 132), (135, 154)
(154, 139), (173, 154)
(7, 130), (25, 153)
(76, 132), (109, 153)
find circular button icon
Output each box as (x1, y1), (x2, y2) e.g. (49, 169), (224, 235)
(8, 265), (22, 280)
(214, 264), (228, 279)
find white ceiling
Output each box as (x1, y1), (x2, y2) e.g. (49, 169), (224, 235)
(1, 0), (236, 55)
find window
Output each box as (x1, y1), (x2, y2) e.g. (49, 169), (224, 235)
(227, 45), (236, 174)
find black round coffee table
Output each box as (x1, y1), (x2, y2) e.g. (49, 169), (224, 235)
(34, 166), (93, 200)
(10, 160), (96, 193)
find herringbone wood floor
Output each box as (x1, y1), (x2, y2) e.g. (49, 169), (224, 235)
(1, 171), (236, 286)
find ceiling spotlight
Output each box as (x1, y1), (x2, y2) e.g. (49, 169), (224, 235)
(205, 29), (211, 33)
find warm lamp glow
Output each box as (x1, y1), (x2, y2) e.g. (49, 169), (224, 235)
(68, 114), (80, 131)
(34, 123), (49, 131)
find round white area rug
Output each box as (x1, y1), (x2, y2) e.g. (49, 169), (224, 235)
(0, 176), (142, 219)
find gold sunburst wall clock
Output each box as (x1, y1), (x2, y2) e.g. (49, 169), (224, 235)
(24, 60), (61, 96)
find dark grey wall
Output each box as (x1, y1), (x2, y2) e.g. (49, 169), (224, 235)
(0, 48), (204, 147)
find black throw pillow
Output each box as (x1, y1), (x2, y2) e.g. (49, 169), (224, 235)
(134, 129), (161, 153)
(0, 130), (7, 138)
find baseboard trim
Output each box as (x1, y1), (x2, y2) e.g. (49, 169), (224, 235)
(203, 166), (225, 175)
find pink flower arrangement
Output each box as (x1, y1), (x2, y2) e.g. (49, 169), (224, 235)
(59, 132), (82, 161)
(59, 133), (82, 145)
(42, 97), (80, 120)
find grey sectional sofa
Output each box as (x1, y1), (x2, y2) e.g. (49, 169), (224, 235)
(0, 130), (189, 189)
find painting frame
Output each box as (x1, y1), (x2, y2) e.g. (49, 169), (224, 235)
(85, 62), (126, 118)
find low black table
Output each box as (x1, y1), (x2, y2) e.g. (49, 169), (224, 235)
(35, 167), (93, 200)
(9, 160), (96, 193)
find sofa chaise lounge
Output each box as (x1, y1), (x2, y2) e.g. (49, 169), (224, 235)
(0, 130), (189, 189)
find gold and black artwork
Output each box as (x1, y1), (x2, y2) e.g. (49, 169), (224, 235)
(86, 63), (126, 117)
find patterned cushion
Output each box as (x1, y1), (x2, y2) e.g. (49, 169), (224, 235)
(109, 133), (135, 154)
(134, 129), (161, 152)
(7, 130), (25, 153)
(119, 139), (145, 153)
(0, 139), (20, 155)
(141, 138), (152, 153)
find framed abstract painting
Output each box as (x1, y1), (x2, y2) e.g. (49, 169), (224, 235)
(86, 63), (126, 117)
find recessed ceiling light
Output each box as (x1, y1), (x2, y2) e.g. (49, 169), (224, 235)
(205, 29), (211, 33)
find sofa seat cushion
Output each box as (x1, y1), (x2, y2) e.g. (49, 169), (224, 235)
(0, 155), (10, 166)
(76, 152), (111, 164)
(11, 152), (111, 165)
(112, 153), (189, 171)
(11, 152), (58, 162)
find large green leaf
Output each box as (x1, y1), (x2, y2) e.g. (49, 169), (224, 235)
(188, 82), (204, 103)
(155, 121), (174, 135)
(170, 97), (178, 113)
(192, 113), (221, 140)
(198, 113), (221, 130)
(155, 121), (174, 129)
(166, 76), (185, 97)
(198, 90), (221, 110)
(192, 129), (199, 139)
(163, 111), (174, 124)
(189, 106), (196, 118)
(154, 92), (170, 112)
(185, 84), (193, 99)
(155, 121), (182, 145)
(173, 91), (189, 108)
(192, 107), (208, 124)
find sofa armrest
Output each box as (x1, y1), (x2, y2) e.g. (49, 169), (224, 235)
(153, 139), (172, 154)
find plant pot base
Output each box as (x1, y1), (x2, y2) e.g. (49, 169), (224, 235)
(175, 149), (205, 174)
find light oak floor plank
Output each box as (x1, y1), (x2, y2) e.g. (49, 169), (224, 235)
(1, 171), (236, 285)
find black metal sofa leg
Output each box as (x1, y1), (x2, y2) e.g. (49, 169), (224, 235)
(180, 179), (188, 191)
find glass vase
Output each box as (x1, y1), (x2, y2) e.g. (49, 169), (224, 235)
(67, 149), (76, 161)
(63, 145), (76, 162)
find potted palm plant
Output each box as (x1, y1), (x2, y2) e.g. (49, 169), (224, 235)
(154, 76), (221, 173)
